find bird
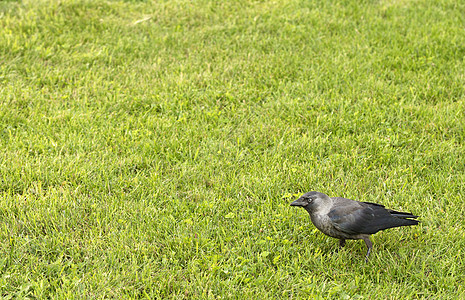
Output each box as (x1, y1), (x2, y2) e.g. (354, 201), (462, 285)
(290, 191), (419, 261)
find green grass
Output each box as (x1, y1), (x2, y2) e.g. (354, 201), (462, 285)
(1, 0), (465, 298)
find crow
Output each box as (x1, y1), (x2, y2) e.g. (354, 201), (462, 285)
(290, 191), (419, 261)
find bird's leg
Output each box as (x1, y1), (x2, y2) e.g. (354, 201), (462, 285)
(363, 237), (372, 262)
(339, 239), (346, 247)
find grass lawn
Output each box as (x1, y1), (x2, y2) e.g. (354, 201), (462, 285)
(1, 0), (465, 298)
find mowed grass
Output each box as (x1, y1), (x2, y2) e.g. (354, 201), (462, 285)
(1, 0), (465, 298)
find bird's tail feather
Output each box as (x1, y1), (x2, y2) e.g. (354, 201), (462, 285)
(387, 209), (419, 219)
(400, 218), (420, 226)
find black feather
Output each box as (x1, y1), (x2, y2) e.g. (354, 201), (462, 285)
(329, 202), (419, 235)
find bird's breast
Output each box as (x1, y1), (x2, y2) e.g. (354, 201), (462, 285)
(310, 213), (346, 239)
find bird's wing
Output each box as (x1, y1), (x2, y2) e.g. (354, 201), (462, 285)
(328, 200), (402, 235)
(362, 201), (418, 219)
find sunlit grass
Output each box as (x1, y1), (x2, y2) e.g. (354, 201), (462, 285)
(1, 0), (464, 298)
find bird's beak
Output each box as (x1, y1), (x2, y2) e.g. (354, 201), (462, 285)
(290, 198), (307, 207)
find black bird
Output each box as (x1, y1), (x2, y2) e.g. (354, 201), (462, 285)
(290, 191), (419, 261)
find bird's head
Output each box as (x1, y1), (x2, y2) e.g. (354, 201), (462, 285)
(290, 191), (331, 212)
